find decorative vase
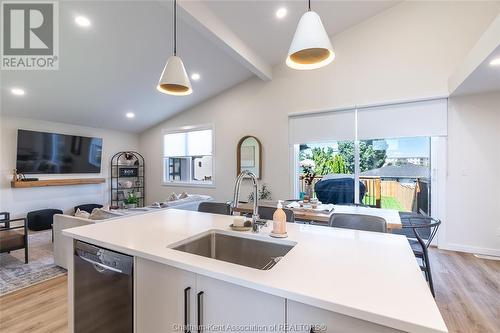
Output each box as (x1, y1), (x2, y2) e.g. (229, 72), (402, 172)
(304, 183), (313, 203)
(119, 180), (133, 189)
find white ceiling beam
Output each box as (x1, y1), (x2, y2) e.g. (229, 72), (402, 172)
(174, 0), (272, 81)
(448, 12), (500, 94)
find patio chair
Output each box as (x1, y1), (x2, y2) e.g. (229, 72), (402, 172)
(0, 216), (28, 263)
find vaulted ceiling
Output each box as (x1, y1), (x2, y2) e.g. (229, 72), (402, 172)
(1, 0), (400, 133)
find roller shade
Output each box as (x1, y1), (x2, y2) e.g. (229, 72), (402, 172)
(357, 99), (447, 140)
(289, 109), (356, 144)
(164, 129), (212, 157)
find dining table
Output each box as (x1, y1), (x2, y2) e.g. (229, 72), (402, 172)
(232, 200), (402, 231)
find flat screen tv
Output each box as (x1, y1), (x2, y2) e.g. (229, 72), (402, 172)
(16, 129), (103, 174)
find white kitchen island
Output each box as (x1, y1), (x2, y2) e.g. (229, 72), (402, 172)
(63, 209), (447, 333)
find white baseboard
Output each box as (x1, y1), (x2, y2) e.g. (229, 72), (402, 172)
(474, 254), (500, 261)
(438, 243), (500, 257)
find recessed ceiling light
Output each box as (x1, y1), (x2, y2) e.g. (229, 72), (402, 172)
(75, 16), (91, 27)
(489, 57), (500, 66)
(126, 112), (135, 119)
(276, 7), (287, 19)
(11, 88), (25, 96)
(191, 73), (201, 81)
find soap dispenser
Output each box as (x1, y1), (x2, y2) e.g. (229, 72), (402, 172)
(271, 200), (287, 238)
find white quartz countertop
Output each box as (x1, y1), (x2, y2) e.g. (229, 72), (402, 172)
(63, 209), (447, 333)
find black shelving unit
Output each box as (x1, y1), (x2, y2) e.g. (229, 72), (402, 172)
(110, 151), (145, 208)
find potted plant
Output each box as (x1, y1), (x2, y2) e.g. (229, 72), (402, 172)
(300, 159), (316, 202)
(124, 193), (139, 209)
(248, 183), (272, 202)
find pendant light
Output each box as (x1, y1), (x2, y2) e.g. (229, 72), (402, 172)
(286, 0), (335, 70)
(157, 0), (192, 95)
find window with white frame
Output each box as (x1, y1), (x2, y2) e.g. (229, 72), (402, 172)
(163, 127), (213, 186)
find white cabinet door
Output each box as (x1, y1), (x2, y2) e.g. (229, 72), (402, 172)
(287, 300), (403, 333)
(136, 258), (196, 333)
(196, 274), (286, 333)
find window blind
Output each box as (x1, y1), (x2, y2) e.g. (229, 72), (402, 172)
(288, 99), (447, 145)
(357, 99), (447, 140)
(164, 129), (213, 157)
(288, 109), (356, 145)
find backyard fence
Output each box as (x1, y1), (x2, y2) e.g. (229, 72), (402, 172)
(380, 180), (415, 211)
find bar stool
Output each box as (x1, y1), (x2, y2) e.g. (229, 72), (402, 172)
(400, 214), (441, 297)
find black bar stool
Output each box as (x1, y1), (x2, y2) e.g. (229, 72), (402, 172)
(400, 214), (441, 297)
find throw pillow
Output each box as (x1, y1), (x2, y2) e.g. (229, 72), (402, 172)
(89, 208), (124, 220)
(74, 208), (90, 219)
(167, 192), (178, 202)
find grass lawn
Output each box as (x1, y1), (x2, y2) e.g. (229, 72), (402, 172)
(363, 195), (406, 211)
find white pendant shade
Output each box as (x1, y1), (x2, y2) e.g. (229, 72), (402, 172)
(157, 55), (192, 96)
(286, 10), (335, 70)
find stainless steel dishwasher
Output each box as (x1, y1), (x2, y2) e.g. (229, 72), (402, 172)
(74, 241), (133, 333)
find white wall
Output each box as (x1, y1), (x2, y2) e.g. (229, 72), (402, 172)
(444, 92), (500, 256)
(0, 116), (139, 217)
(140, 1), (500, 203)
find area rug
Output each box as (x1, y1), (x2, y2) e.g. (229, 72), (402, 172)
(0, 230), (66, 295)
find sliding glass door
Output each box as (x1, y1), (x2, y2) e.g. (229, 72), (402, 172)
(290, 99), (446, 214)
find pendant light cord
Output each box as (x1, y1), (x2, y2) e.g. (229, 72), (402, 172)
(173, 0), (177, 56)
(308, 0), (311, 11)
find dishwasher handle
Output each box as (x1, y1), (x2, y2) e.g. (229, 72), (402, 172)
(78, 255), (123, 273)
(75, 240), (133, 275)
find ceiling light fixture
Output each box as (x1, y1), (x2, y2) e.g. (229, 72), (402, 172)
(489, 57), (500, 66)
(11, 88), (25, 96)
(75, 16), (91, 27)
(190, 73), (200, 81)
(126, 112), (135, 119)
(276, 7), (287, 19)
(157, 0), (192, 96)
(286, 0), (335, 70)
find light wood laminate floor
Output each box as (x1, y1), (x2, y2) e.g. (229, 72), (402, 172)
(0, 275), (67, 333)
(430, 249), (500, 333)
(0, 250), (498, 333)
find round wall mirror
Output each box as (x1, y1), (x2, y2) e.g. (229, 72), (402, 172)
(237, 136), (262, 179)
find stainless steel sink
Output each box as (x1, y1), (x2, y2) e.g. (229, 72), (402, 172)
(170, 231), (296, 270)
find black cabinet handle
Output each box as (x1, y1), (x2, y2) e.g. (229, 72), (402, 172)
(184, 287), (191, 333)
(197, 291), (204, 333)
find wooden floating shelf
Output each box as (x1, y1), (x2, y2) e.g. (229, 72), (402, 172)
(11, 178), (106, 188)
